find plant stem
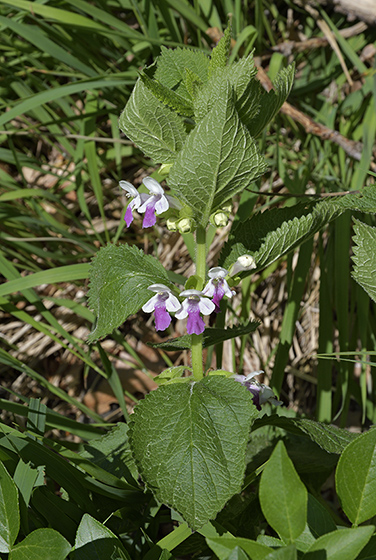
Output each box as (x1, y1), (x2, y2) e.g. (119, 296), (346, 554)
(191, 225), (206, 380)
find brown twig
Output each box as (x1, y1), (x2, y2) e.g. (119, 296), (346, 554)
(256, 65), (376, 172)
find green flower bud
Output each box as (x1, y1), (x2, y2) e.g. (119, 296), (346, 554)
(177, 217), (194, 234)
(166, 217), (179, 231)
(210, 211), (229, 227)
(159, 163), (173, 176)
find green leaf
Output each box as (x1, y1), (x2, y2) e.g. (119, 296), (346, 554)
(148, 321), (260, 351)
(259, 441), (307, 543)
(130, 376), (258, 529)
(206, 536), (272, 560)
(295, 494), (337, 553)
(87, 244), (172, 342)
(168, 81), (267, 227)
(74, 514), (130, 560)
(0, 460), (19, 553)
(303, 526), (374, 560)
(253, 415), (359, 454)
(154, 46), (210, 101)
(352, 219), (376, 304)
(140, 71), (194, 117)
(221, 187), (376, 275)
(80, 423), (138, 483)
(336, 428), (376, 525)
(9, 528), (71, 560)
(226, 548), (250, 560)
(208, 25), (232, 77)
(119, 79), (187, 164)
(246, 64), (295, 137)
(264, 546), (297, 560)
(220, 200), (341, 274)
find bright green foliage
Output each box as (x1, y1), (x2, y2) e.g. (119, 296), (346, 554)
(206, 536), (272, 560)
(0, 460), (20, 553)
(303, 526), (374, 560)
(9, 528), (71, 560)
(220, 186), (376, 275)
(139, 71), (195, 117)
(130, 376), (258, 529)
(246, 65), (295, 137)
(154, 46), (210, 100)
(259, 441), (307, 543)
(87, 244), (173, 342)
(352, 219), (376, 304)
(336, 429), (376, 525)
(149, 320), (260, 350)
(119, 80), (187, 164)
(264, 546), (297, 560)
(208, 25), (232, 77)
(168, 81), (267, 226)
(74, 514), (130, 560)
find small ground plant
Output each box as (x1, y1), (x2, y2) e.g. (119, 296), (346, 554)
(2, 13), (376, 560)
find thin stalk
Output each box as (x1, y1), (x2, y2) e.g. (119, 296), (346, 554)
(191, 225), (206, 380)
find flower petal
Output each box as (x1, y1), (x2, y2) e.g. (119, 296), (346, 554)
(154, 303), (171, 331)
(142, 294), (159, 313)
(119, 181), (138, 197)
(186, 306), (205, 335)
(166, 294), (182, 312)
(142, 203), (157, 228)
(198, 297), (216, 316)
(175, 300), (189, 320)
(143, 176), (164, 195)
(124, 205), (134, 227)
(155, 195), (169, 215)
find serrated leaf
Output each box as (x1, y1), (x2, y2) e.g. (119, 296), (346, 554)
(194, 55), (259, 124)
(352, 218), (376, 303)
(129, 376), (258, 529)
(9, 528), (71, 560)
(253, 415), (359, 454)
(148, 321), (260, 351)
(74, 514), (130, 560)
(140, 72), (194, 117)
(336, 429), (376, 525)
(168, 81), (267, 226)
(87, 244), (172, 342)
(0, 460), (19, 553)
(303, 526), (374, 560)
(246, 64), (295, 137)
(119, 79), (187, 164)
(208, 25), (232, 77)
(206, 536), (272, 560)
(154, 46), (210, 101)
(259, 441), (307, 543)
(222, 186), (376, 276)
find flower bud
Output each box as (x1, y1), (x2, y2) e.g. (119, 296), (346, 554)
(166, 217), (179, 231)
(210, 211), (229, 227)
(230, 255), (257, 277)
(177, 217), (194, 234)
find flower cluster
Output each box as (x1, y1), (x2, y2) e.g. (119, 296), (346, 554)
(141, 267), (235, 335)
(120, 177), (179, 228)
(232, 372), (282, 410)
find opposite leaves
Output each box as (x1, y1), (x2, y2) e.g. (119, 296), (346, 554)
(130, 376), (258, 529)
(87, 244), (173, 342)
(168, 81), (267, 227)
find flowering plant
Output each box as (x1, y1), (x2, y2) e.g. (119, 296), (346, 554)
(87, 29), (376, 530)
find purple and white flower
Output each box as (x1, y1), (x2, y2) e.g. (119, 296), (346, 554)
(120, 181), (142, 227)
(202, 267), (233, 312)
(120, 177), (179, 228)
(232, 372), (282, 410)
(175, 289), (215, 335)
(138, 177), (170, 228)
(142, 284), (181, 331)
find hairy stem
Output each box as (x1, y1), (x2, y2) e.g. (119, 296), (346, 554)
(191, 225), (206, 380)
